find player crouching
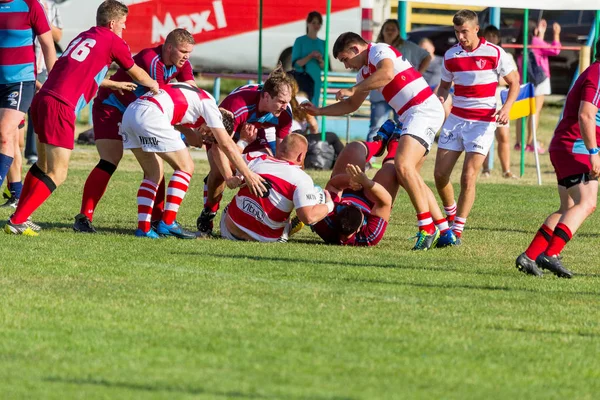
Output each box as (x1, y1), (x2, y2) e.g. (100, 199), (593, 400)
(221, 134), (333, 242)
(119, 82), (266, 238)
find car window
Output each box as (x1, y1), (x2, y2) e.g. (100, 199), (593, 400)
(540, 10), (581, 26)
(580, 11), (596, 25)
(499, 9), (542, 29)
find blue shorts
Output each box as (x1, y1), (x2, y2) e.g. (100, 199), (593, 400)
(0, 81), (36, 113)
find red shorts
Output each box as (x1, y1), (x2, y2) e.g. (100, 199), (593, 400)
(549, 150), (591, 181)
(31, 92), (75, 150)
(92, 102), (123, 141)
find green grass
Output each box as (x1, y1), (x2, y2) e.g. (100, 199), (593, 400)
(3, 105), (600, 399)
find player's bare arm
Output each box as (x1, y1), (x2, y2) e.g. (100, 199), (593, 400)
(126, 64), (160, 94)
(301, 90), (369, 117)
(325, 173), (354, 199)
(37, 31), (57, 73)
(494, 70), (520, 125)
(579, 100), (600, 178)
(100, 79), (137, 95)
(211, 127), (267, 197)
(347, 164), (392, 220)
(348, 59), (395, 96)
(296, 190), (334, 226)
(437, 80), (452, 104)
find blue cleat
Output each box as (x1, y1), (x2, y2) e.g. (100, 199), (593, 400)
(435, 229), (460, 248)
(411, 228), (440, 251)
(134, 228), (160, 239)
(157, 220), (196, 239)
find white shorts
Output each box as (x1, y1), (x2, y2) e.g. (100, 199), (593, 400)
(220, 207), (242, 241)
(438, 113), (496, 155)
(534, 78), (551, 96)
(398, 95), (445, 153)
(119, 101), (187, 153)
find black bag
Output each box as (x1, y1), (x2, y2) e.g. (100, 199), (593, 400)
(288, 69), (315, 101)
(305, 138), (335, 170)
(527, 51), (547, 86)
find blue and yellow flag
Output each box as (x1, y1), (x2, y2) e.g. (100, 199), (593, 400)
(501, 83), (536, 121)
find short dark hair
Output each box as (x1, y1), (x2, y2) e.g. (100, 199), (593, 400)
(453, 9), (478, 26)
(165, 28), (195, 46)
(220, 109), (234, 135)
(96, 0), (128, 27)
(263, 63), (293, 99)
(333, 32), (368, 58)
(333, 205), (363, 235)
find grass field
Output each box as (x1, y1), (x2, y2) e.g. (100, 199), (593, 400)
(2, 105), (600, 399)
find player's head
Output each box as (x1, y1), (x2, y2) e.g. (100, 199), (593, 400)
(164, 29), (195, 68)
(333, 32), (369, 70)
(97, 0), (128, 37)
(333, 204), (364, 240)
(276, 133), (308, 166)
(453, 9), (479, 50)
(483, 25), (501, 46)
(262, 64), (293, 117)
(376, 19), (402, 47)
(306, 11), (323, 35)
(220, 109), (235, 135)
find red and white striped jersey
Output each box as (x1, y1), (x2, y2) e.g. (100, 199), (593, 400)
(227, 152), (320, 242)
(441, 39), (515, 122)
(357, 43), (435, 118)
(138, 82), (224, 129)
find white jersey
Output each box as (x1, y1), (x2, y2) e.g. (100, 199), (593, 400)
(226, 152), (320, 242)
(357, 43), (435, 118)
(441, 39), (515, 122)
(138, 82), (224, 129)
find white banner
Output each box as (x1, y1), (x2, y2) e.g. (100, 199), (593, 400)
(410, 0), (599, 11)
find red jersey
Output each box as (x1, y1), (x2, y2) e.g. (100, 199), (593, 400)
(40, 26), (135, 113)
(226, 152), (320, 242)
(311, 190), (388, 247)
(550, 61), (600, 153)
(219, 84), (292, 153)
(96, 45), (194, 113)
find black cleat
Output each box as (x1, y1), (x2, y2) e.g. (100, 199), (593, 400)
(0, 195), (18, 208)
(73, 213), (97, 233)
(196, 208), (217, 235)
(515, 253), (543, 277)
(536, 253), (573, 279)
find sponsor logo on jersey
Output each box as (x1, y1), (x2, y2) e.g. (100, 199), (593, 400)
(241, 197), (265, 221)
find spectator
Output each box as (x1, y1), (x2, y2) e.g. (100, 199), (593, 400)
(291, 11), (325, 107)
(481, 25), (518, 179)
(419, 38), (443, 91)
(367, 19), (432, 142)
(516, 19), (561, 153)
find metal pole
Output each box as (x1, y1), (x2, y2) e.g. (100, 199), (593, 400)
(520, 8), (529, 177)
(397, 1), (408, 40)
(258, 0), (263, 83)
(489, 7), (500, 28)
(320, 0), (331, 140)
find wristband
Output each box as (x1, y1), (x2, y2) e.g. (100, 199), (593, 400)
(237, 140), (249, 150)
(325, 200), (334, 214)
(588, 147), (599, 155)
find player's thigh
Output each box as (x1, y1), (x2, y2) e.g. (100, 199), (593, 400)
(566, 178), (598, 207)
(207, 145), (226, 180)
(330, 141), (368, 177)
(398, 96), (444, 155)
(95, 139), (124, 165)
(395, 135), (428, 170)
(158, 148), (194, 174)
(373, 163), (400, 202)
(131, 148), (163, 183)
(0, 108), (25, 138)
(433, 147), (462, 180)
(43, 144), (72, 182)
(461, 151), (487, 178)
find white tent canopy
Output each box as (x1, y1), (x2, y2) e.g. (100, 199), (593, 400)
(410, 0), (599, 10)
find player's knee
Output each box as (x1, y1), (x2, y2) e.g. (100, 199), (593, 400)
(395, 162), (415, 181)
(434, 169), (449, 184)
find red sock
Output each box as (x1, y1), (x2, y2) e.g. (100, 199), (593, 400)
(363, 141), (385, 159)
(545, 223), (573, 257)
(162, 170), (191, 225)
(434, 218), (450, 233)
(137, 179), (158, 232)
(152, 176), (166, 222)
(524, 224), (553, 260)
(444, 203), (457, 223)
(203, 175), (222, 213)
(12, 164), (56, 224)
(80, 160), (116, 220)
(451, 216), (466, 238)
(417, 211), (436, 234)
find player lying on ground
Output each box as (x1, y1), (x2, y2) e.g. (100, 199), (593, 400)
(515, 40), (600, 279)
(217, 134), (333, 242)
(301, 31), (454, 250)
(119, 82), (266, 239)
(197, 66), (294, 237)
(74, 28), (198, 233)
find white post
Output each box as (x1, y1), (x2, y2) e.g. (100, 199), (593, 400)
(531, 113), (542, 185)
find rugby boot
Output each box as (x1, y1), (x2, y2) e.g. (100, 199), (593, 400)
(435, 229), (459, 248)
(412, 228), (440, 251)
(196, 208), (217, 236)
(157, 220), (196, 239)
(4, 219), (38, 236)
(536, 253), (573, 279)
(73, 213), (97, 233)
(134, 228), (160, 239)
(515, 252), (543, 277)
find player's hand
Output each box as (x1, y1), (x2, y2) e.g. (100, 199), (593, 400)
(148, 79), (160, 94)
(239, 123), (258, 143)
(226, 175), (244, 189)
(324, 189), (332, 204)
(347, 164), (369, 187)
(243, 171), (268, 197)
(299, 101), (321, 116)
(590, 154), (600, 179)
(114, 81), (137, 95)
(494, 106), (510, 126)
(336, 87), (354, 101)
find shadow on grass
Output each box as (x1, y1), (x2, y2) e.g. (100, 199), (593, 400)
(487, 325), (600, 338)
(44, 376), (354, 400)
